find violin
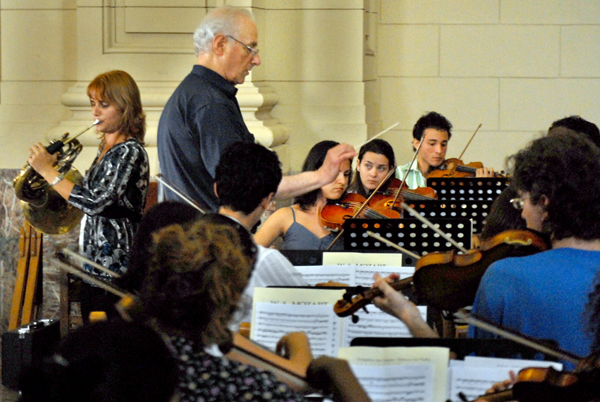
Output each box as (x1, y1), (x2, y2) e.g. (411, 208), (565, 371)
(384, 178), (437, 201)
(412, 229), (550, 311)
(427, 158), (508, 179)
(471, 366), (600, 402)
(226, 332), (313, 393)
(334, 277), (413, 318)
(333, 230), (550, 317)
(320, 192), (402, 232)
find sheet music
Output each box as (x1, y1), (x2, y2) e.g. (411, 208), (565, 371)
(322, 252), (403, 267)
(294, 265), (355, 286)
(338, 346), (449, 402)
(447, 367), (513, 402)
(464, 355), (563, 371)
(251, 288), (346, 356)
(294, 264), (414, 286)
(354, 265), (415, 287)
(342, 306), (428, 345)
(350, 363), (434, 402)
(252, 303), (341, 356)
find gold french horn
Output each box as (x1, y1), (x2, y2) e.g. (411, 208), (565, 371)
(13, 121), (99, 235)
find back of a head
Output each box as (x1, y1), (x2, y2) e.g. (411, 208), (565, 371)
(117, 201), (202, 292)
(193, 5), (253, 56)
(18, 321), (178, 402)
(216, 141), (282, 214)
(549, 115), (600, 149)
(138, 215), (257, 346)
(413, 111), (453, 142)
(511, 132), (600, 240)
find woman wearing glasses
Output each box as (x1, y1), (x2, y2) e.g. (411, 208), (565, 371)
(469, 131), (600, 369)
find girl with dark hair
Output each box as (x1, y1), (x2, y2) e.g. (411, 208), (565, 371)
(28, 70), (149, 322)
(255, 141), (352, 250)
(348, 139), (396, 197)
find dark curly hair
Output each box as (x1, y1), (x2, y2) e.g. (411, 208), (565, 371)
(216, 142), (282, 214)
(549, 115), (600, 149)
(348, 139), (396, 197)
(412, 111), (452, 150)
(295, 140), (348, 210)
(137, 215), (257, 346)
(509, 132), (600, 241)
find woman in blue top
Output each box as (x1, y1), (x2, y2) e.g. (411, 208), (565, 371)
(255, 141), (352, 251)
(28, 70), (149, 321)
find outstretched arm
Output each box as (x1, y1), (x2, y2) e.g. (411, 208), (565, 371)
(275, 143), (356, 200)
(373, 273), (438, 338)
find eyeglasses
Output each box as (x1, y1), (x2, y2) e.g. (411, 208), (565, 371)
(509, 196), (529, 210)
(226, 35), (259, 58)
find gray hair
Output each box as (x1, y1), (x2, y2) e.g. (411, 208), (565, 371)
(193, 6), (254, 56)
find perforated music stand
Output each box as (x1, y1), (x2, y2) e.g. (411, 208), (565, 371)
(342, 218), (472, 257)
(427, 177), (510, 201)
(405, 200), (493, 234)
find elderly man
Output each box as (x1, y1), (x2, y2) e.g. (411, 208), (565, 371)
(158, 6), (354, 211)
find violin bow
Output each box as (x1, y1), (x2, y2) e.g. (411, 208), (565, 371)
(326, 169), (397, 251)
(50, 253), (128, 299)
(455, 309), (582, 365)
(392, 136), (425, 207)
(156, 174), (207, 214)
(401, 202), (469, 253)
(366, 231), (420, 259)
(354, 122), (399, 151)
(61, 248), (121, 278)
(457, 123), (482, 161)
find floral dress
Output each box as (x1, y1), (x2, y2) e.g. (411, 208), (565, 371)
(168, 336), (309, 402)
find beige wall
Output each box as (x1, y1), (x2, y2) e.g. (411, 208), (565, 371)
(379, 0), (600, 170)
(2, 0), (600, 175)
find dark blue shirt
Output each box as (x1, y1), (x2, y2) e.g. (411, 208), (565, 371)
(157, 65), (255, 211)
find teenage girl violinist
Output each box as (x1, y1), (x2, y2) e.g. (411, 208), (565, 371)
(348, 139), (396, 198)
(254, 141), (352, 251)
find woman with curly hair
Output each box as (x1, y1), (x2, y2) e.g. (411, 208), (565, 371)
(28, 70), (149, 322)
(469, 131), (600, 369)
(135, 214), (369, 402)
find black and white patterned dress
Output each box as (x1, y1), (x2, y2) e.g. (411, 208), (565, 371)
(68, 138), (149, 277)
(169, 336), (309, 402)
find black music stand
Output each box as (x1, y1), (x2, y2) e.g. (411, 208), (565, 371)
(342, 218), (472, 258)
(405, 199), (493, 234)
(427, 177), (510, 201)
(350, 337), (560, 361)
